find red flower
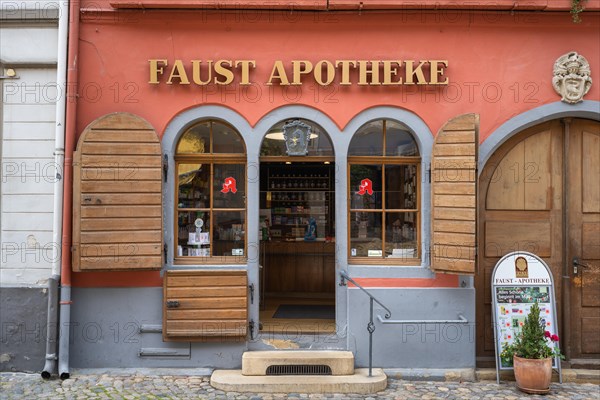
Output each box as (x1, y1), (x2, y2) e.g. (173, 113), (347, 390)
(551, 334), (559, 342)
(544, 331), (551, 338)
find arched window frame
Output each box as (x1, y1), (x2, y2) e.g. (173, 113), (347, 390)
(347, 119), (421, 265)
(174, 119), (247, 265)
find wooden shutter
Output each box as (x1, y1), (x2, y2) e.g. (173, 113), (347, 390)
(72, 113), (163, 271)
(163, 270), (248, 340)
(430, 114), (478, 275)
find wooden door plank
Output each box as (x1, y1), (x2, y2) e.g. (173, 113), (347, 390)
(166, 286), (248, 298)
(81, 205), (162, 218)
(85, 129), (158, 142)
(167, 275), (248, 287)
(81, 180), (161, 193)
(80, 230), (162, 244)
(80, 193), (162, 205)
(582, 130), (600, 213)
(81, 167), (162, 181)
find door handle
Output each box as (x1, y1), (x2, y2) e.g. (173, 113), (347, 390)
(573, 257), (589, 274)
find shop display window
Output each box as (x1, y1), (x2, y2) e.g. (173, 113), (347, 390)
(175, 120), (246, 263)
(348, 119), (420, 264)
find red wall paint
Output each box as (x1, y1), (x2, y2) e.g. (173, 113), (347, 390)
(72, 9), (599, 288)
(75, 10), (599, 141)
(350, 274), (459, 288)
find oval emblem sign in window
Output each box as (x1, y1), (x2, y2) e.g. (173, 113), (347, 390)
(283, 120), (311, 156)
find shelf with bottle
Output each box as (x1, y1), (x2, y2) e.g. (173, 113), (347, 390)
(269, 191), (329, 202)
(271, 205), (328, 214)
(268, 174), (330, 190)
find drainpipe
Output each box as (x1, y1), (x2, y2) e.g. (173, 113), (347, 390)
(58, 0), (80, 380)
(561, 118), (571, 361)
(41, 0), (68, 380)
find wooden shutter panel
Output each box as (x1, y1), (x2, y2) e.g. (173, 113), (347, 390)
(72, 113), (163, 271)
(430, 114), (479, 275)
(163, 270), (248, 340)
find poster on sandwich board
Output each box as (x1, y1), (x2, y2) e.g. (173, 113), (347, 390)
(491, 252), (562, 384)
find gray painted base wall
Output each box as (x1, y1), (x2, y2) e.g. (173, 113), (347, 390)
(0, 287), (48, 372)
(70, 287), (474, 369)
(70, 288), (247, 369)
(347, 288), (475, 369)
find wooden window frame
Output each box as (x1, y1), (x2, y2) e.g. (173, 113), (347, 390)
(347, 120), (421, 265)
(174, 121), (247, 265)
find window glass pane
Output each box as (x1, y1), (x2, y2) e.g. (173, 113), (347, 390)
(385, 212), (418, 259)
(307, 123), (334, 156)
(350, 164), (382, 209)
(348, 121), (383, 156)
(213, 211), (246, 258)
(213, 164), (246, 209)
(212, 121), (245, 153)
(385, 120), (419, 156)
(350, 212), (382, 257)
(385, 164), (418, 210)
(178, 163), (210, 209)
(177, 211), (211, 257)
(177, 122), (209, 154)
(260, 135), (287, 156)
(260, 119), (333, 157)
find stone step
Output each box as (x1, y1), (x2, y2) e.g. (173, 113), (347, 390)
(242, 350), (354, 376)
(211, 368), (387, 394)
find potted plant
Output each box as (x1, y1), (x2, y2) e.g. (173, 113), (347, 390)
(500, 302), (563, 394)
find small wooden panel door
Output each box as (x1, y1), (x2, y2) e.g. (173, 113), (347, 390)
(163, 269), (248, 341)
(567, 119), (600, 364)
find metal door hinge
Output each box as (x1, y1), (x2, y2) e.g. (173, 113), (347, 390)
(162, 154), (168, 182)
(166, 300), (180, 308)
(248, 283), (255, 304)
(248, 319), (256, 340)
(427, 163), (432, 184)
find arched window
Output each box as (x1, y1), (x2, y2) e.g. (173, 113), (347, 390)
(175, 120), (246, 263)
(260, 118), (334, 157)
(348, 119), (420, 263)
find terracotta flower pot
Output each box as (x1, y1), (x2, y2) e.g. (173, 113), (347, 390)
(513, 355), (552, 394)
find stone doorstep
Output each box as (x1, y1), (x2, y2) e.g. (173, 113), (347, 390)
(476, 368), (600, 384)
(211, 368), (387, 394)
(242, 351), (354, 376)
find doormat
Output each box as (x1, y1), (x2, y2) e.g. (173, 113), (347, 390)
(272, 304), (335, 320)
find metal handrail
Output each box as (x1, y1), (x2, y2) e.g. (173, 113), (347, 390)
(339, 270), (392, 377)
(376, 314), (468, 324)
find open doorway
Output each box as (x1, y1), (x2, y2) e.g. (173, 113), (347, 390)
(258, 119), (336, 334)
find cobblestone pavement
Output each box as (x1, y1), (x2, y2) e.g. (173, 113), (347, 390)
(1, 373), (599, 400)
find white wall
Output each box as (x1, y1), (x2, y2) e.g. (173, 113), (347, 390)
(1, 6), (58, 286)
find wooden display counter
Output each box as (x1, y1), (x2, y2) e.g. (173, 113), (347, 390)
(262, 241), (335, 294)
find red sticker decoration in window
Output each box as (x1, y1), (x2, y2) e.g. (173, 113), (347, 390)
(221, 177), (238, 194)
(356, 178), (373, 195)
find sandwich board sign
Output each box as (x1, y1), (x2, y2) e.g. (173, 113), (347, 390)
(491, 251), (562, 384)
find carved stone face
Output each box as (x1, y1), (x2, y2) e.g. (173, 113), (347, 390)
(552, 52), (592, 104)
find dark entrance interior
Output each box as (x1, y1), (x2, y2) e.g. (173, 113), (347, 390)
(259, 161), (336, 333)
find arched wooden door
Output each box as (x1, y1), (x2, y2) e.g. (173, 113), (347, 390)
(476, 118), (600, 368)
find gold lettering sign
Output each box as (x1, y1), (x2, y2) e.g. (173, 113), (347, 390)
(148, 59), (449, 86)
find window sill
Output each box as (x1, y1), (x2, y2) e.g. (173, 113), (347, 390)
(174, 256), (247, 265)
(347, 264), (435, 279)
(165, 264), (248, 272)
